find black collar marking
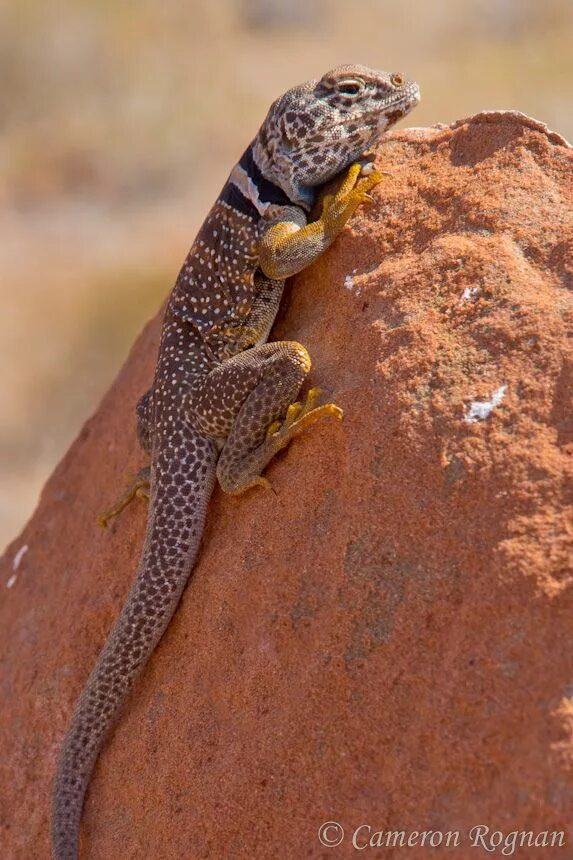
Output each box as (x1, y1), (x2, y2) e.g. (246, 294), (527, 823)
(239, 146), (294, 209)
(219, 181), (261, 221)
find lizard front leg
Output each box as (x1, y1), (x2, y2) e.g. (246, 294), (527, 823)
(258, 163), (383, 281)
(188, 341), (342, 495)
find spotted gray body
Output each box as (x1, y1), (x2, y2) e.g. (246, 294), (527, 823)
(51, 64), (419, 858)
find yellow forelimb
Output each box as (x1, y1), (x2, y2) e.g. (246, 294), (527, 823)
(258, 163), (384, 280)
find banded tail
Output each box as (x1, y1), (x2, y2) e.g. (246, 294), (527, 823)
(51, 427), (217, 859)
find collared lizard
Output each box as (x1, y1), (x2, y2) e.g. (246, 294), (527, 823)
(51, 64), (420, 859)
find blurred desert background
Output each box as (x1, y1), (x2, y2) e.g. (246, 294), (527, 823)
(1, 0), (572, 551)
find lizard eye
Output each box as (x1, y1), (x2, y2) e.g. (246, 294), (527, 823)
(338, 78), (364, 96)
(391, 73), (405, 87)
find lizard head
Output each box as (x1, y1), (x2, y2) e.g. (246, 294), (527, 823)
(254, 64), (420, 208)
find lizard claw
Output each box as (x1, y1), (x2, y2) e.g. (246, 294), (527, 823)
(319, 164), (384, 233)
(97, 467), (151, 528)
(265, 387), (343, 450)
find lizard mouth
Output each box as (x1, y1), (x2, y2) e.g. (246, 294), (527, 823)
(365, 83), (421, 134)
(326, 83), (420, 134)
(377, 83), (421, 117)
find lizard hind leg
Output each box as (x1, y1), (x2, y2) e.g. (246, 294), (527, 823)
(213, 342), (343, 496)
(266, 386), (343, 445)
(96, 390), (154, 528)
(97, 466), (151, 528)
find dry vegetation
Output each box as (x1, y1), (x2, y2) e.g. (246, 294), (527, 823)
(1, 0), (572, 548)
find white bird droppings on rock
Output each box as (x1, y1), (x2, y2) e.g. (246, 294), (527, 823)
(344, 269), (359, 293)
(461, 286), (479, 302)
(465, 385), (508, 423)
(13, 544), (28, 571)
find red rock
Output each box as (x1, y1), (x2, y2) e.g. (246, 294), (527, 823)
(1, 112), (572, 859)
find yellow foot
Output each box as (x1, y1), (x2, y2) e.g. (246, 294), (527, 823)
(225, 474), (273, 497)
(97, 467), (151, 528)
(266, 387), (344, 452)
(220, 389), (343, 498)
(321, 162), (386, 235)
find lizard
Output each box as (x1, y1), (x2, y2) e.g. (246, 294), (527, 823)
(51, 63), (420, 859)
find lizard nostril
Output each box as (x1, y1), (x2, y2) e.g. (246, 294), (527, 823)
(391, 73), (404, 87)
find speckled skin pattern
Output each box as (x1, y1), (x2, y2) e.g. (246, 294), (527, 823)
(52, 65), (419, 859)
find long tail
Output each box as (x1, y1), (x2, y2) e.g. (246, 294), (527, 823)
(51, 426), (217, 859)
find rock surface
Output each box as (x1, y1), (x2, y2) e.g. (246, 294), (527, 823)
(1, 112), (572, 859)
